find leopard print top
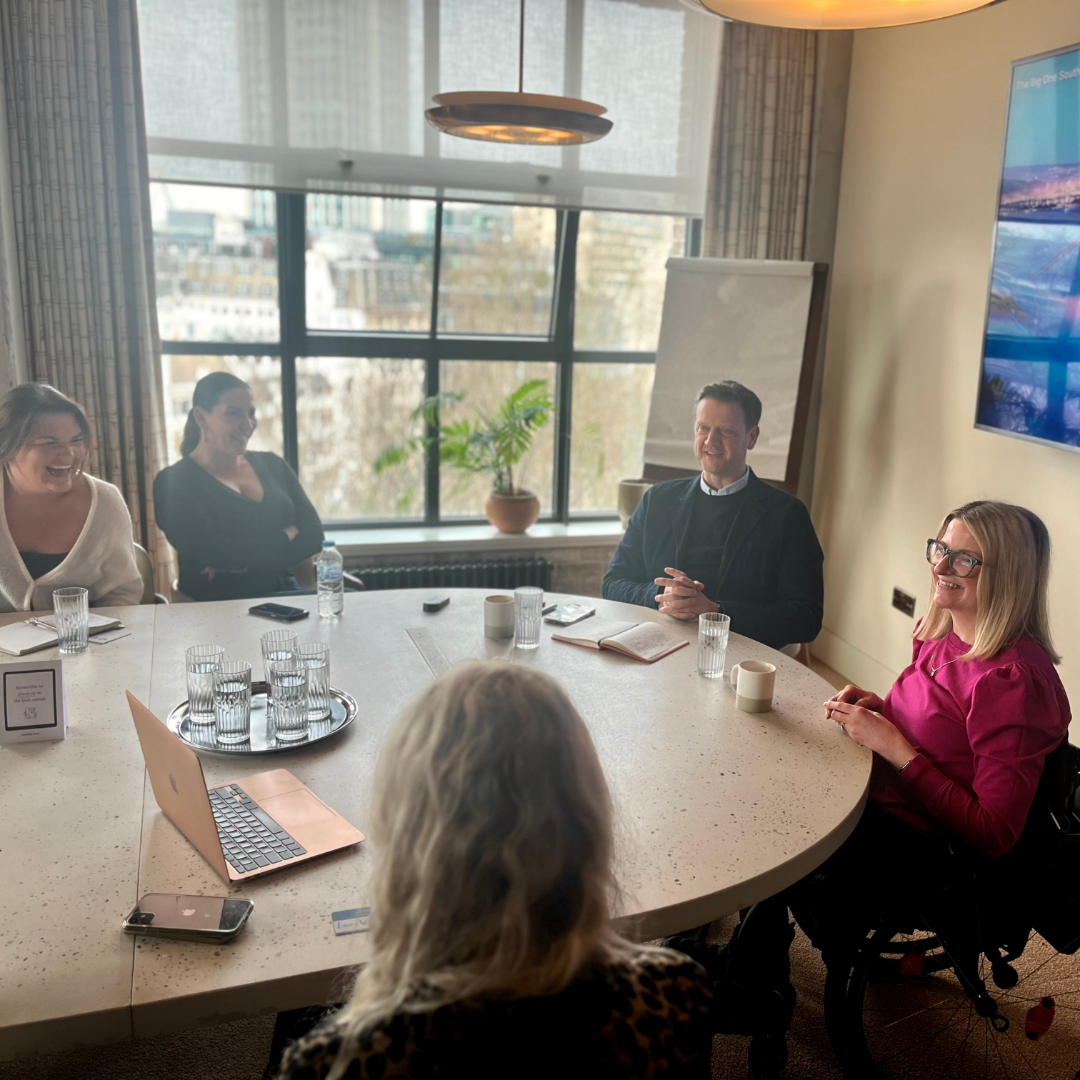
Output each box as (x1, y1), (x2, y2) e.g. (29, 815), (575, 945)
(278, 945), (712, 1079)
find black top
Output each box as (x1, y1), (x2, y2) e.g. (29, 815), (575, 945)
(20, 551), (69, 580)
(602, 470), (824, 649)
(153, 452), (324, 601)
(278, 948), (713, 1080)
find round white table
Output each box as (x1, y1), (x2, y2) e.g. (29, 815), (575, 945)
(1, 588), (870, 1055)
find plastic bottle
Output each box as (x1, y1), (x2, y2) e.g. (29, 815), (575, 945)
(315, 540), (344, 618)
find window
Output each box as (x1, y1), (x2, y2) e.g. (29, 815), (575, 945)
(153, 183), (694, 526)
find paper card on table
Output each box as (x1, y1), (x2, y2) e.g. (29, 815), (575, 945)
(0, 659), (67, 744)
(552, 620), (688, 663)
(332, 906), (371, 936)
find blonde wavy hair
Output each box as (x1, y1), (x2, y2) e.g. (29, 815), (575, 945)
(916, 500), (1059, 663)
(325, 661), (634, 1078)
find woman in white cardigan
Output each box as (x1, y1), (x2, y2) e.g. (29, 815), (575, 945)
(0, 384), (142, 612)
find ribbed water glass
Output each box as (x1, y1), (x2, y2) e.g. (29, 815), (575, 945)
(260, 629), (297, 719)
(52, 587), (89, 655)
(214, 661), (252, 745)
(268, 658), (309, 743)
(299, 642), (331, 720)
(185, 644), (224, 724)
(697, 611), (730, 679)
(514, 586), (543, 650)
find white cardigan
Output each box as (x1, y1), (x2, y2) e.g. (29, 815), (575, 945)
(0, 475), (144, 612)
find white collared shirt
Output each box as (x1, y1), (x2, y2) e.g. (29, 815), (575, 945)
(700, 467), (750, 497)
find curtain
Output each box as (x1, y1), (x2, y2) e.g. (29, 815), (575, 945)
(136, 0), (722, 217)
(0, 0), (173, 592)
(703, 21), (817, 260)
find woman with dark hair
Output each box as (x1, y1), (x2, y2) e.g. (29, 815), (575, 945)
(0, 383), (142, 611)
(153, 372), (324, 601)
(278, 662), (713, 1080)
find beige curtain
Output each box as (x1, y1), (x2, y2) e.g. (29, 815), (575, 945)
(0, 0), (173, 592)
(704, 22), (817, 260)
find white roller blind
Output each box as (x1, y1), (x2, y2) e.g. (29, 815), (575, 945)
(137, 0), (722, 215)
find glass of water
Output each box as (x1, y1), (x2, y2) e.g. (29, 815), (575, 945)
(698, 611), (730, 679)
(514, 586), (544, 649)
(299, 642), (331, 720)
(268, 657), (309, 743)
(52, 587), (89, 655)
(260, 629), (298, 715)
(214, 661), (252, 744)
(185, 644), (224, 724)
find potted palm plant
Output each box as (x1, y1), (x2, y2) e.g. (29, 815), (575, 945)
(374, 379), (554, 533)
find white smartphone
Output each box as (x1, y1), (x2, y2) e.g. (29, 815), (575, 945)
(122, 894), (253, 944)
(544, 604), (596, 626)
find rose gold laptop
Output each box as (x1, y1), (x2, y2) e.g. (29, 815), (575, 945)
(127, 692), (364, 882)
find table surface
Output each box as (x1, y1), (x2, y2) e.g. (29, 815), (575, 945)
(1, 590), (870, 1057)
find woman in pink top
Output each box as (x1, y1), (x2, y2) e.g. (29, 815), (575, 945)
(825, 500), (1070, 859)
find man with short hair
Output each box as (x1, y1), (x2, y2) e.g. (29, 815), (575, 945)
(602, 381), (823, 650)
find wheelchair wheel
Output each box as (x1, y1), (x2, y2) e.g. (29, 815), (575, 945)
(824, 926), (1080, 1079)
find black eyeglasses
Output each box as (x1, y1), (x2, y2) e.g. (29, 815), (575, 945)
(926, 539), (983, 578)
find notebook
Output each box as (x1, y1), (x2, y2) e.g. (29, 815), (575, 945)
(0, 613), (122, 656)
(552, 619), (689, 663)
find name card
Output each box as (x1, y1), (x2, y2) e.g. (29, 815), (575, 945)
(1, 660), (67, 745)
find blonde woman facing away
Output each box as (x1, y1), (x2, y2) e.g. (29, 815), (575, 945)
(278, 662), (713, 1080)
(0, 384), (142, 612)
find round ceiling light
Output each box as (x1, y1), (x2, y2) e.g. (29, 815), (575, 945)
(426, 92), (612, 146)
(425, 0), (613, 146)
(692, 0), (1003, 30)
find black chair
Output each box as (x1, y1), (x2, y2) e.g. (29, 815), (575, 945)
(795, 741), (1080, 1080)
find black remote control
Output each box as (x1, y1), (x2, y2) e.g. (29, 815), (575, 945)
(422, 595), (451, 613)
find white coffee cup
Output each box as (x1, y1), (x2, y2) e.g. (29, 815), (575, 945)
(484, 594), (515, 639)
(729, 660), (776, 713)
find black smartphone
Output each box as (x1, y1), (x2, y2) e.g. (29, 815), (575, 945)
(249, 603), (310, 622)
(122, 894), (253, 943)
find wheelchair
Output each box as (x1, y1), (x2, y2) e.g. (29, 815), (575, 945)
(793, 739), (1080, 1080)
(666, 741), (1080, 1080)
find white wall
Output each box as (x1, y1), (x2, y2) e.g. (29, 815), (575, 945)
(813, 0), (1080, 718)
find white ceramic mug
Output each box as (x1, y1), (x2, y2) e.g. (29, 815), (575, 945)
(729, 660), (776, 713)
(484, 594), (515, 639)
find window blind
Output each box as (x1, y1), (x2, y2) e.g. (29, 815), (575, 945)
(137, 0), (722, 215)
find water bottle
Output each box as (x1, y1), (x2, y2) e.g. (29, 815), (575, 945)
(316, 540), (344, 618)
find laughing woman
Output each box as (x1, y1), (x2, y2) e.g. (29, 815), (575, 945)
(0, 384), (142, 611)
(153, 372), (324, 602)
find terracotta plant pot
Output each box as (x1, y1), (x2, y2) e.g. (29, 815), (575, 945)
(617, 478), (652, 528)
(485, 490), (541, 534)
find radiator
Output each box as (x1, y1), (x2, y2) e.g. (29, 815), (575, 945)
(358, 557), (553, 592)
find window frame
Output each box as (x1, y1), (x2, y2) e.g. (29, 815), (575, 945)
(158, 189), (700, 528)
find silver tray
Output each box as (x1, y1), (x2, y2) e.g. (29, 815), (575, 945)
(167, 682), (357, 756)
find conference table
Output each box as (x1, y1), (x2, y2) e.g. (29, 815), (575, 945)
(0, 589), (870, 1060)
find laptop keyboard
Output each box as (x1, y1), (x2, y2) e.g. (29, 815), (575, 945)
(208, 784), (307, 875)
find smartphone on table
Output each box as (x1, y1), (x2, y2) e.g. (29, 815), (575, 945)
(122, 894), (253, 943)
(249, 603), (309, 623)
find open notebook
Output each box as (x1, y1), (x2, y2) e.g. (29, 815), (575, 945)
(552, 619), (688, 663)
(0, 613), (122, 656)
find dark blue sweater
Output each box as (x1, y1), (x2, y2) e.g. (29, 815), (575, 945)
(602, 471), (824, 649)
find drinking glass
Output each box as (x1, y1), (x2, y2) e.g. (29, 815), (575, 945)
(185, 644), (224, 724)
(697, 611), (730, 679)
(299, 642), (331, 720)
(52, 587), (89, 655)
(514, 586), (543, 650)
(268, 658), (309, 743)
(260, 629), (298, 715)
(214, 661), (252, 745)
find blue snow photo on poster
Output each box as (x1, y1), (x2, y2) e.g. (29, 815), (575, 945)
(978, 45), (1080, 448)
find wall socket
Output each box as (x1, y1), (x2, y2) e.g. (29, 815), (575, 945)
(892, 587), (916, 618)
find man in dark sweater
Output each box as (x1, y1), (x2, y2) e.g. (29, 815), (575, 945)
(602, 381), (823, 650)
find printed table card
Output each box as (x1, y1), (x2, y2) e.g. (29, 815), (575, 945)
(1, 660), (67, 744)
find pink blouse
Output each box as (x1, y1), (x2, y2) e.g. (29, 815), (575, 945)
(873, 632), (1070, 858)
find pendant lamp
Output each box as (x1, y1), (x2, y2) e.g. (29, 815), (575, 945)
(690, 0), (1004, 30)
(425, 0), (612, 146)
